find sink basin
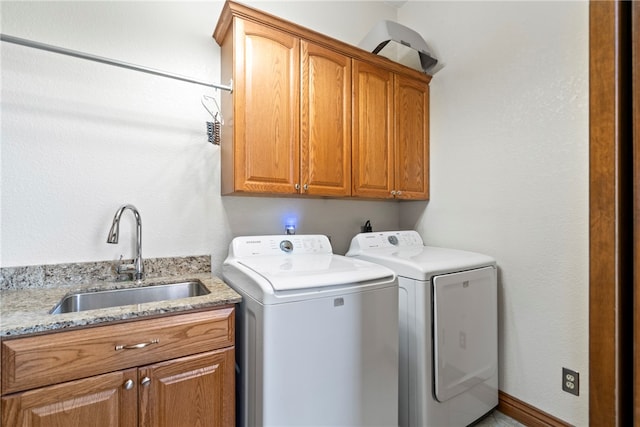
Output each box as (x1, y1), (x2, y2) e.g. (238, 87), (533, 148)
(50, 281), (210, 314)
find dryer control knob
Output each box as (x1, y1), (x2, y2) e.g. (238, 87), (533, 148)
(388, 236), (399, 245)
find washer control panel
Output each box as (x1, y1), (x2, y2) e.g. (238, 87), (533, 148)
(231, 235), (332, 257)
(348, 230), (424, 252)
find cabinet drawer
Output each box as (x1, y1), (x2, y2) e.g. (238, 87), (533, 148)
(1, 308), (234, 394)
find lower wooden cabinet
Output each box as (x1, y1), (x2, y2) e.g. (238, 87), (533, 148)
(1, 308), (235, 427)
(2, 348), (233, 427)
(140, 348), (234, 427)
(2, 369), (138, 427)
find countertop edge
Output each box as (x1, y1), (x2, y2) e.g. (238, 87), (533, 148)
(0, 273), (241, 338)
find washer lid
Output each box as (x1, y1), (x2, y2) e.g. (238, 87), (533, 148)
(238, 254), (394, 291)
(355, 247), (495, 280)
(347, 231), (495, 280)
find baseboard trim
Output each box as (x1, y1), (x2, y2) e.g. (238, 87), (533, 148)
(498, 391), (572, 427)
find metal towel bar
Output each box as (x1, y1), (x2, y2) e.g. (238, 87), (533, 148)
(1, 33), (232, 92)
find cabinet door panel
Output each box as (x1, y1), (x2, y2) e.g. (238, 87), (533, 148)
(139, 348), (234, 427)
(233, 19), (300, 194)
(301, 41), (351, 196)
(394, 74), (429, 200)
(352, 60), (394, 198)
(1, 369), (137, 427)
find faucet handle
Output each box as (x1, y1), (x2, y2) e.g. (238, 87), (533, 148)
(115, 254), (124, 272)
(115, 255), (135, 280)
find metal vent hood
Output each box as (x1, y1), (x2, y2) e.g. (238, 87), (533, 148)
(359, 20), (437, 74)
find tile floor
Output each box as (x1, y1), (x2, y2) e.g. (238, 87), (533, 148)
(474, 410), (526, 427)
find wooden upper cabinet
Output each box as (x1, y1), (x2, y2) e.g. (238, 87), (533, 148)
(219, 18), (351, 197)
(301, 41), (352, 196)
(214, 0), (431, 200)
(352, 60), (394, 198)
(227, 19), (300, 195)
(352, 60), (430, 200)
(394, 73), (429, 200)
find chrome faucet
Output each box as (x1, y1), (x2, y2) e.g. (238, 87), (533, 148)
(107, 204), (144, 281)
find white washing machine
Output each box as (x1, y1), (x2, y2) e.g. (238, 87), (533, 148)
(347, 230), (498, 427)
(223, 235), (399, 427)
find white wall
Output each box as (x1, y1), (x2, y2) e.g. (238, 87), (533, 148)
(0, 1), (400, 273)
(1, 1), (590, 425)
(398, 1), (589, 425)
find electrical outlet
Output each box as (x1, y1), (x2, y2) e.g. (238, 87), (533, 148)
(562, 368), (579, 396)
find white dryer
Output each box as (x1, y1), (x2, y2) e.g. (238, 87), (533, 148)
(347, 230), (498, 427)
(223, 235), (399, 427)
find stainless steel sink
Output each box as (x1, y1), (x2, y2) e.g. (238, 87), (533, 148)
(50, 281), (210, 314)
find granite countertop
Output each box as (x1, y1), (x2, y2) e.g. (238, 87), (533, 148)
(0, 273), (242, 338)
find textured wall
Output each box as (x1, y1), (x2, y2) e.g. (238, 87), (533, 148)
(0, 1), (400, 273)
(398, 1), (589, 425)
(1, 1), (589, 424)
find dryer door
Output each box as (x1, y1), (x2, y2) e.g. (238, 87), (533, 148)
(432, 266), (497, 402)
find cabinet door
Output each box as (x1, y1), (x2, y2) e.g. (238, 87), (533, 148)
(1, 369), (137, 427)
(394, 74), (429, 200)
(352, 60), (394, 198)
(139, 348), (234, 427)
(301, 41), (352, 196)
(232, 19), (300, 194)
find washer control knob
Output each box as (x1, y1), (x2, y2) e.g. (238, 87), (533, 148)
(388, 235), (399, 245)
(280, 240), (294, 253)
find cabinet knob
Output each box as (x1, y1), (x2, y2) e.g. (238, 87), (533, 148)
(391, 190), (397, 196)
(141, 377), (151, 387)
(303, 184), (309, 191)
(295, 183), (301, 191)
(396, 191), (402, 196)
(124, 379), (134, 390)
